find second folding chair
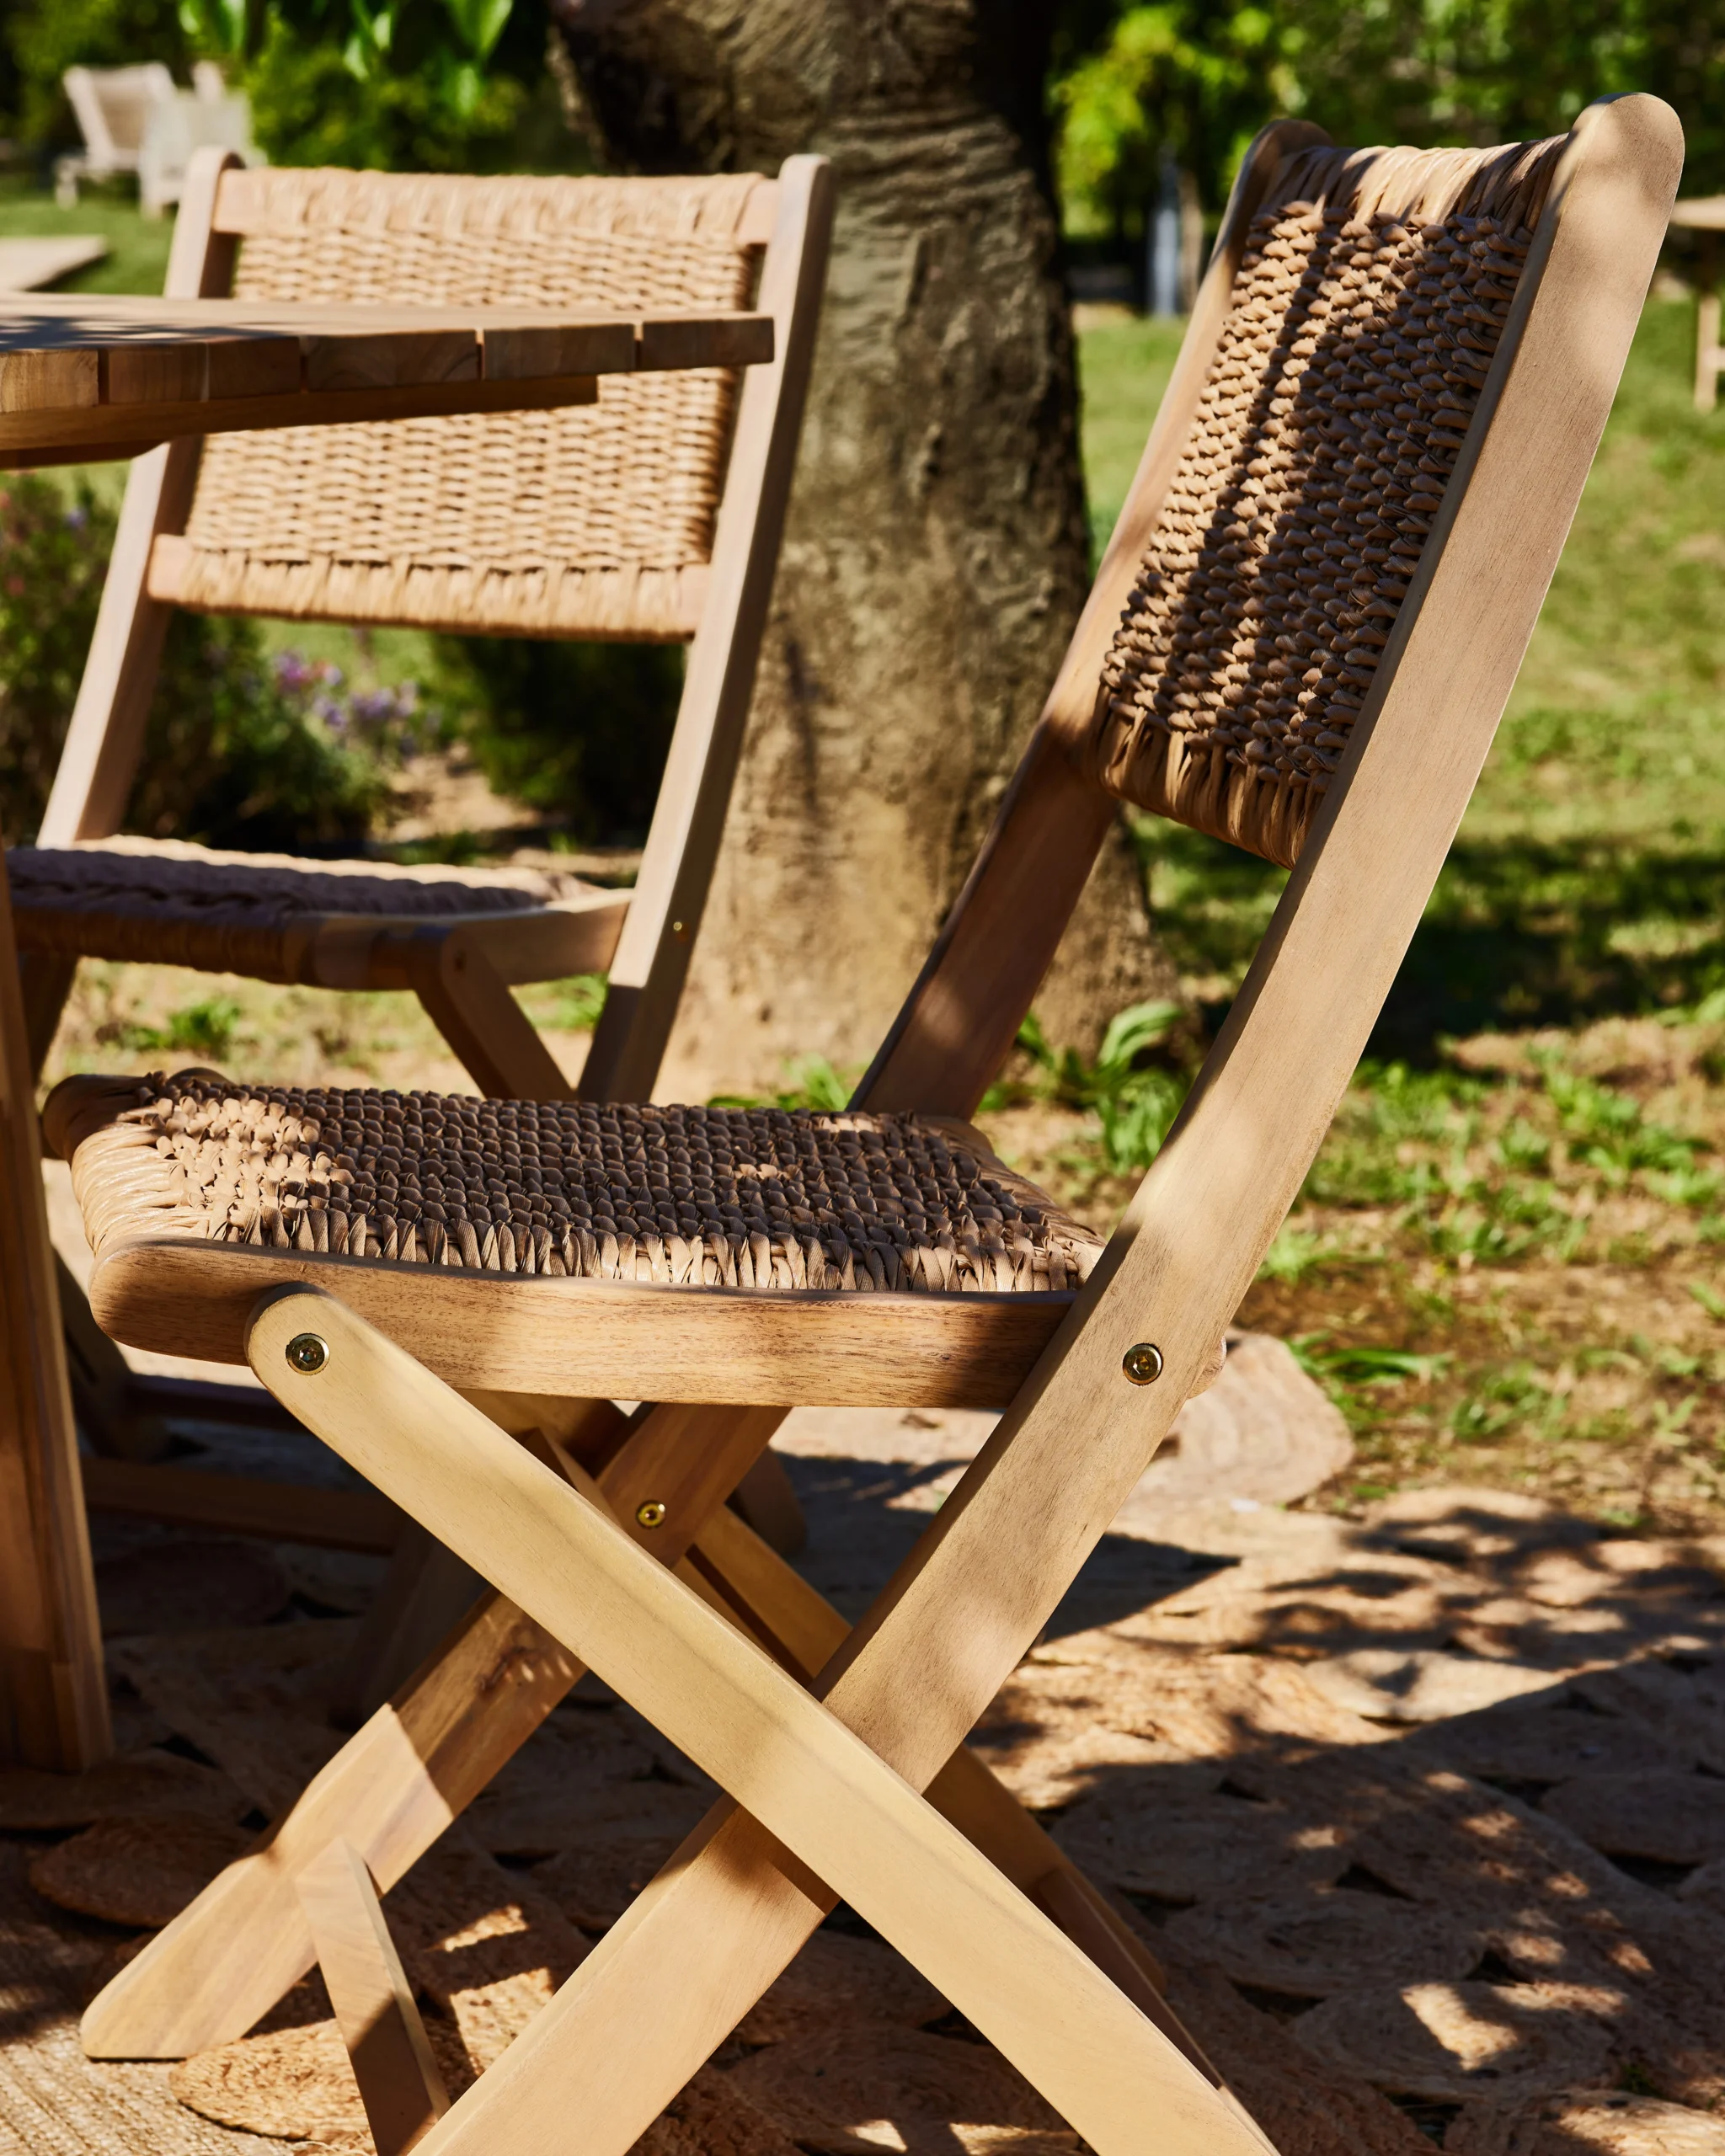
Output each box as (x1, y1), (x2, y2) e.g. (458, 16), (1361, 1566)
(13, 148), (830, 1110)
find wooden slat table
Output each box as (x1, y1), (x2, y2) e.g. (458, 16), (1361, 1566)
(0, 292), (774, 466)
(1668, 196), (1725, 410)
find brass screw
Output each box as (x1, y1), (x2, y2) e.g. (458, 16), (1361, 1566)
(286, 1332), (329, 1375)
(1121, 1342), (1163, 1385)
(670, 920), (687, 937)
(635, 1499), (667, 1529)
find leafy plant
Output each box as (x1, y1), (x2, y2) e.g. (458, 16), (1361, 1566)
(112, 994), (244, 1059)
(1017, 998), (1190, 1174)
(1292, 1332), (1451, 1389)
(0, 475), (385, 850)
(710, 1055), (856, 1113)
(1538, 1059), (1706, 1181)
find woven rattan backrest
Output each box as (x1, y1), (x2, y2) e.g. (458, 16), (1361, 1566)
(174, 167), (766, 638)
(1075, 136), (1569, 868)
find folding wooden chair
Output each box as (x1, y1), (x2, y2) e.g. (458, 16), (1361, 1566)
(55, 64), (177, 209)
(37, 94), (1676, 2156)
(12, 147), (831, 1113)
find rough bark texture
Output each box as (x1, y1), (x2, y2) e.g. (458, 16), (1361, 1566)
(555, 0), (1178, 1098)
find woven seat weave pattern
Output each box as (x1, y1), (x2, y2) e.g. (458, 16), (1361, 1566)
(174, 168), (763, 638)
(63, 1075), (1103, 1295)
(8, 837), (601, 980)
(1081, 136), (1567, 868)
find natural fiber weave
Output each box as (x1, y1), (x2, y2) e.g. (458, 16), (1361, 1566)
(8, 835), (604, 980)
(61, 1073), (1103, 1294)
(174, 168), (764, 638)
(1081, 136), (1567, 868)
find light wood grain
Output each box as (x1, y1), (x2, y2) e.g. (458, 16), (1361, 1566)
(80, 1395), (777, 2057)
(86, 1235), (1074, 1407)
(297, 1838), (449, 2155)
(246, 1288), (1261, 2156)
(580, 154), (836, 1102)
(0, 857), (109, 1769)
(36, 147), (240, 852)
(0, 371), (601, 467)
(389, 99), (1680, 2156)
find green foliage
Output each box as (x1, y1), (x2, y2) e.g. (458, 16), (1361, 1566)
(115, 993), (244, 1059)
(710, 1055), (857, 1113)
(1539, 1056), (1705, 1180)
(5, 0), (190, 146)
(243, 3), (524, 170)
(5, 0), (537, 172)
(428, 637), (682, 844)
(543, 973), (607, 1032)
(1017, 998), (1190, 1173)
(0, 475), (382, 850)
(1054, 4), (1291, 243)
(1051, 2), (1725, 236)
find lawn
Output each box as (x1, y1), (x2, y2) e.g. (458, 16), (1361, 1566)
(11, 182), (1725, 1531)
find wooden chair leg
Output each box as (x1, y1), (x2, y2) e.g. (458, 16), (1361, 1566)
(0, 873), (109, 1770)
(687, 1506), (1181, 2033)
(238, 1293), (1262, 2156)
(297, 1837), (449, 2156)
(81, 1397), (784, 2060)
(56, 1256), (174, 1463)
(395, 928), (574, 1102)
(330, 1523), (488, 1731)
(726, 1447), (805, 1556)
(19, 952), (77, 1080)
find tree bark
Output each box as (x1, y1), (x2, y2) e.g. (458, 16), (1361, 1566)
(554, 0), (1178, 1098)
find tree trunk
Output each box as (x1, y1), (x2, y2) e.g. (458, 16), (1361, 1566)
(554, 0), (1178, 1099)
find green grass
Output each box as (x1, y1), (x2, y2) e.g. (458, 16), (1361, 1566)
(0, 173), (174, 294)
(1076, 312), (1185, 561)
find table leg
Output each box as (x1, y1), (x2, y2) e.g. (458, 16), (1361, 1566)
(0, 853), (109, 1767)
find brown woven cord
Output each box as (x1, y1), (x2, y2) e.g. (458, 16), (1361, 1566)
(62, 1074), (1103, 1295)
(1081, 135), (1567, 869)
(174, 169), (763, 638)
(8, 837), (602, 981)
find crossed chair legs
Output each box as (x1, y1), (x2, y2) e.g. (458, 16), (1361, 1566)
(83, 1286), (1269, 2156)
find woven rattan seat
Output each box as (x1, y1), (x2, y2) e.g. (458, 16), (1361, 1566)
(8, 838), (609, 981)
(52, 1070), (1101, 1294)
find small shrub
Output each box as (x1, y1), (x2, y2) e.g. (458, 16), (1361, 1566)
(0, 476), (387, 850)
(113, 994), (243, 1060)
(1017, 997), (1191, 1175)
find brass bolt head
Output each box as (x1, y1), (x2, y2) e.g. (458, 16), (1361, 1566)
(635, 1499), (668, 1529)
(1122, 1342), (1164, 1385)
(286, 1332), (330, 1375)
